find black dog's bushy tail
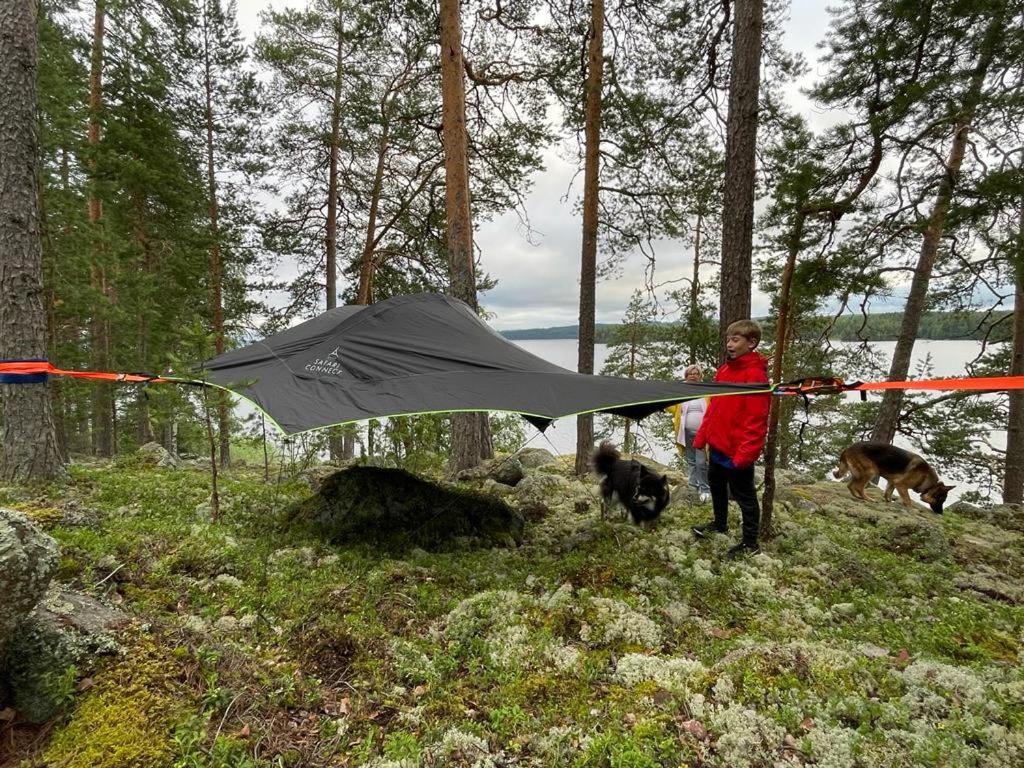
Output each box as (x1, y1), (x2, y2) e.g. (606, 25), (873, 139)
(592, 441), (620, 476)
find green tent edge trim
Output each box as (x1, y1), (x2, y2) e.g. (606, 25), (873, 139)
(172, 377), (775, 439)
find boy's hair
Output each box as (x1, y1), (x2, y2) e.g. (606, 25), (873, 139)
(725, 319), (762, 347)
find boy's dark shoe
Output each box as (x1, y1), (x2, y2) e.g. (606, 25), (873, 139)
(692, 521), (727, 539)
(725, 541), (760, 559)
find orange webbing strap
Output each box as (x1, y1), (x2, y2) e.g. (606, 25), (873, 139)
(853, 376), (1024, 391)
(0, 361), (173, 384)
(774, 375), (1024, 396)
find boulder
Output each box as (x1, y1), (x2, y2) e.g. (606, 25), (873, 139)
(518, 448), (557, 470)
(990, 504), (1024, 532)
(946, 500), (991, 522)
(289, 466), (525, 551)
(4, 588), (127, 723)
(513, 473), (571, 519)
(489, 457), (525, 487)
(877, 518), (952, 562)
(136, 441), (181, 469)
(0, 509), (60, 668)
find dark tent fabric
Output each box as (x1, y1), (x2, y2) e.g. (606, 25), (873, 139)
(200, 293), (770, 435)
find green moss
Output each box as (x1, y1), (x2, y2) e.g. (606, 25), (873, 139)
(41, 635), (188, 768)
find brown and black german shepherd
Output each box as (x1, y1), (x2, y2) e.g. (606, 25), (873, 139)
(833, 442), (954, 514)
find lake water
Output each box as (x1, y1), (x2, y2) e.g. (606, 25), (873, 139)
(513, 337), (1003, 455)
(243, 337), (1004, 500)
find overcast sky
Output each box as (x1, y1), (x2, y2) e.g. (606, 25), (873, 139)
(235, 0), (836, 330)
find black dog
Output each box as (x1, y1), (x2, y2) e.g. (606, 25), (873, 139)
(592, 441), (670, 527)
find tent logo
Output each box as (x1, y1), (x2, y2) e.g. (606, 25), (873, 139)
(304, 346), (345, 377)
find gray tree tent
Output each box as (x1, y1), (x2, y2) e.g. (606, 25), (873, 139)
(200, 293), (769, 435)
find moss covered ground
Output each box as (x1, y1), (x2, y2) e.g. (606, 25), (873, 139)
(1, 458), (1022, 767)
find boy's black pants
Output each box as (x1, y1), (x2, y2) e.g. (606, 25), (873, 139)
(708, 460), (760, 545)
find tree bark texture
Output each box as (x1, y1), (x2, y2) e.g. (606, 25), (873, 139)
(575, 0), (604, 476)
(0, 0), (66, 482)
(759, 211), (803, 539)
(1003, 203), (1024, 503)
(440, 0), (490, 472)
(718, 0), (762, 353)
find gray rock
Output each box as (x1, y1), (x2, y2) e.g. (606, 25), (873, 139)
(954, 573), (1023, 604)
(5, 588), (126, 723)
(990, 504), (1024, 532)
(518, 448), (557, 470)
(489, 457), (525, 487)
(137, 441), (181, 469)
(947, 500), (991, 522)
(775, 469), (817, 486)
(877, 517), (952, 562)
(0, 509), (60, 667)
(513, 473), (570, 519)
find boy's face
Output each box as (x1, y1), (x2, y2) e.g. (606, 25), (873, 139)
(725, 333), (755, 359)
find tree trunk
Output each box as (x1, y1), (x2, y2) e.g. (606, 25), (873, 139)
(0, 0), (65, 482)
(356, 115), (390, 305)
(202, 2), (230, 468)
(440, 0), (490, 472)
(39, 152), (67, 462)
(575, 0), (604, 476)
(1003, 201), (1024, 504)
(760, 211), (803, 539)
(718, 0), (763, 351)
(870, 23), (998, 444)
(326, 2), (346, 462)
(134, 194), (154, 445)
(88, 0), (113, 457)
(689, 212), (703, 365)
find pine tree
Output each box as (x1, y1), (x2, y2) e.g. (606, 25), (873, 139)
(0, 0), (65, 481)
(598, 291), (670, 453)
(177, 0), (265, 467)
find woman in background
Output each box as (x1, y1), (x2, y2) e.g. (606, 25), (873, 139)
(668, 365), (710, 502)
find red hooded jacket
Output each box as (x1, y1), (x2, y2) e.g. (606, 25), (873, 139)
(692, 352), (771, 468)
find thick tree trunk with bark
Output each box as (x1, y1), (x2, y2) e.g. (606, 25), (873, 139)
(575, 0), (604, 476)
(440, 0), (491, 472)
(718, 0), (763, 352)
(0, 0), (66, 482)
(1003, 204), (1024, 504)
(870, 24), (998, 443)
(88, 0), (113, 457)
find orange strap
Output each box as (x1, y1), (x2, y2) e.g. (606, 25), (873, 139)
(5, 362), (1024, 394)
(0, 361), (172, 384)
(853, 376), (1024, 391)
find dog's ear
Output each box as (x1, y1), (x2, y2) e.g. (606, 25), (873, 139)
(942, 483), (956, 491)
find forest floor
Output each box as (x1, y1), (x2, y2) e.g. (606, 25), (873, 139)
(1, 451), (1022, 768)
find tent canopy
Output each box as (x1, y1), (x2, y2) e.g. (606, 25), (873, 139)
(200, 293), (769, 435)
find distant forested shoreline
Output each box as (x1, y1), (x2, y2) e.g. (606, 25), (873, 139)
(500, 310), (1012, 343)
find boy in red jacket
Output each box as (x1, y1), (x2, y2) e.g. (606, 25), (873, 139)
(692, 319), (771, 558)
